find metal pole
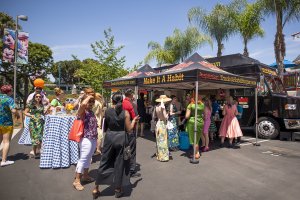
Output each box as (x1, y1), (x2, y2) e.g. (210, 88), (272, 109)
(13, 17), (19, 103)
(190, 80), (199, 164)
(254, 87), (260, 146)
(135, 86), (138, 138)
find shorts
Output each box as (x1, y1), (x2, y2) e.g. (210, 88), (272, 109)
(0, 126), (13, 134)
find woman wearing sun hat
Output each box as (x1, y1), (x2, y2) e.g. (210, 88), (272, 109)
(153, 95), (171, 162)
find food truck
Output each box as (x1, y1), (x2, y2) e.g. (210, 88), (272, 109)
(207, 54), (300, 139)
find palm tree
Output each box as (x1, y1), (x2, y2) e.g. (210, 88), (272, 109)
(144, 41), (175, 67)
(145, 27), (212, 66)
(188, 3), (236, 57)
(258, 0), (300, 79)
(229, 0), (265, 57)
(165, 27), (212, 62)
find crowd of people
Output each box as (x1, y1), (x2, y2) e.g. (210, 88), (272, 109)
(0, 83), (244, 198)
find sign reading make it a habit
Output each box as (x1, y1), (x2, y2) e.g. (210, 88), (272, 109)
(143, 73), (185, 85)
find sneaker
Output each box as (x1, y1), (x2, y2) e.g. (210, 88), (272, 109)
(1, 160), (15, 167)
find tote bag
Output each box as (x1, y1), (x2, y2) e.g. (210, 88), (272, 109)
(68, 118), (84, 142)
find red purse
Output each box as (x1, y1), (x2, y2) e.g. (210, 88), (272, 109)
(69, 117), (84, 142)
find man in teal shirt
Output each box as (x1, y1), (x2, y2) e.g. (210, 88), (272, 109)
(0, 84), (20, 167)
(234, 99), (243, 147)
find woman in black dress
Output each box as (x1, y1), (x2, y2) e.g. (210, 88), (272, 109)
(137, 92), (146, 136)
(92, 92), (139, 199)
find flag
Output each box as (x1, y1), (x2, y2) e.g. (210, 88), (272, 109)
(2, 28), (16, 64)
(16, 31), (29, 64)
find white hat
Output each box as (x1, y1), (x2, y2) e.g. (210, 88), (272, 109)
(155, 95), (172, 103)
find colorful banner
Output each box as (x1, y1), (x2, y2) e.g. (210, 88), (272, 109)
(17, 31), (29, 64)
(2, 29), (16, 63)
(2, 28), (29, 64)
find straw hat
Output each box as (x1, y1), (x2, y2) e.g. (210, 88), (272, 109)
(155, 95), (172, 103)
(54, 87), (63, 95)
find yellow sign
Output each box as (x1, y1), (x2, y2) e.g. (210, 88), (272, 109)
(261, 67), (277, 76)
(143, 73), (185, 85)
(220, 75), (256, 86)
(211, 62), (221, 67)
(110, 80), (136, 86)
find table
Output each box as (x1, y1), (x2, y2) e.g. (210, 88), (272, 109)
(39, 115), (79, 169)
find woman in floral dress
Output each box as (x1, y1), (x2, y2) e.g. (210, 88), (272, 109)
(153, 95), (172, 162)
(167, 96), (180, 151)
(24, 93), (45, 158)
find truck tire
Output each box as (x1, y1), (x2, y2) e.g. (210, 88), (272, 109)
(257, 117), (280, 139)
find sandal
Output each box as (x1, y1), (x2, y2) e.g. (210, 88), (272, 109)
(92, 190), (101, 199)
(73, 181), (84, 191)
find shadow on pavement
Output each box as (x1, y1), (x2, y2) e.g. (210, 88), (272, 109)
(8, 152), (29, 161)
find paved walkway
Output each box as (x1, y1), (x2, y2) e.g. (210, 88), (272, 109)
(1, 130), (300, 200)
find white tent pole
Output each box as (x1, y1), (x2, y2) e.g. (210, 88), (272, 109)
(135, 86), (138, 138)
(254, 87), (260, 146)
(191, 80), (199, 164)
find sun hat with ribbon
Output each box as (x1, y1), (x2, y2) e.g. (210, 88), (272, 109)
(155, 95), (172, 103)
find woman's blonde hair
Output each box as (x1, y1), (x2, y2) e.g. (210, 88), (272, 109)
(95, 92), (105, 104)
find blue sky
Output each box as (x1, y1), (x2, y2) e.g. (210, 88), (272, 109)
(2, 0), (300, 69)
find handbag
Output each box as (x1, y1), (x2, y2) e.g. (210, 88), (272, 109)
(123, 132), (132, 161)
(68, 116), (84, 143)
(167, 120), (174, 130)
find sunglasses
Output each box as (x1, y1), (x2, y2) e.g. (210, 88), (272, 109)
(35, 96), (42, 98)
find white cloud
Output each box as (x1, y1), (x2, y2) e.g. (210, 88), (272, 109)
(50, 44), (93, 61)
(250, 39), (300, 62)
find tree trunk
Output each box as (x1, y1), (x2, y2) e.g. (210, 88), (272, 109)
(243, 39), (249, 57)
(274, 0), (285, 81)
(217, 41), (222, 57)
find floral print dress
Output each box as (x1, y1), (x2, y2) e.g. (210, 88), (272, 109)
(27, 104), (44, 146)
(167, 103), (179, 148)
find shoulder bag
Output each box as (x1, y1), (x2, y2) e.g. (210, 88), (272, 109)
(68, 114), (85, 143)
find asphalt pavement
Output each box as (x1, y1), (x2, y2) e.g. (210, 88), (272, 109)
(1, 130), (300, 200)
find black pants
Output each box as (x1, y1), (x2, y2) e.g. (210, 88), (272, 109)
(128, 132), (136, 173)
(96, 131), (130, 188)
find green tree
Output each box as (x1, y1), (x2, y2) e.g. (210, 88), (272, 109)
(188, 3), (236, 57)
(258, 0), (300, 78)
(0, 12), (17, 39)
(145, 27), (212, 66)
(229, 0), (265, 56)
(76, 28), (128, 95)
(144, 41), (175, 66)
(52, 59), (82, 84)
(164, 27), (212, 62)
